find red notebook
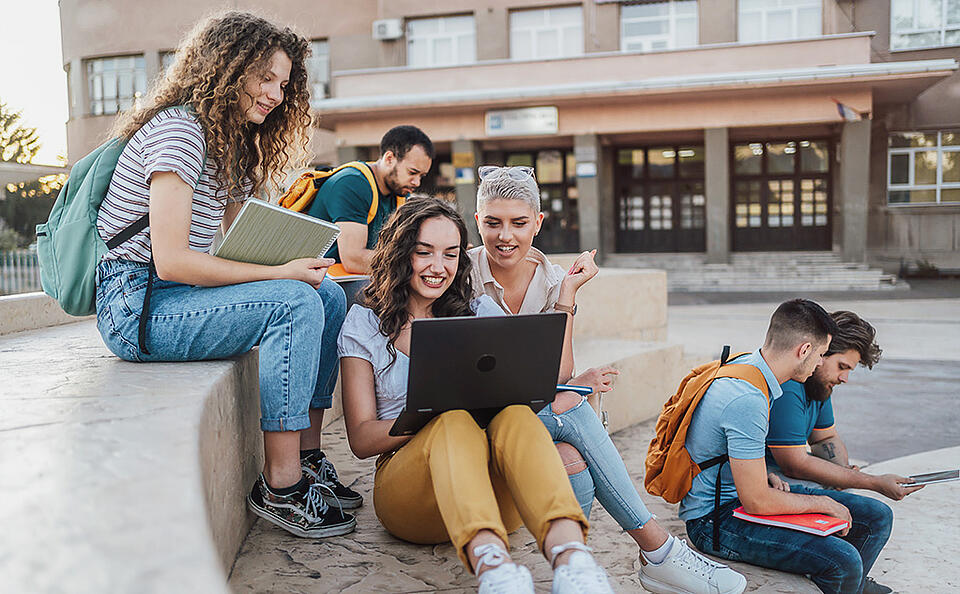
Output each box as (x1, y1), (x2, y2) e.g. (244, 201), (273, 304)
(732, 506), (848, 536)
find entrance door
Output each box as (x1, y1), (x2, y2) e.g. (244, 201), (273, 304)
(615, 146), (706, 252)
(731, 140), (832, 251)
(491, 150), (580, 253)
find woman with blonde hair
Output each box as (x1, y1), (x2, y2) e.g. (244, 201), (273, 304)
(95, 11), (357, 538)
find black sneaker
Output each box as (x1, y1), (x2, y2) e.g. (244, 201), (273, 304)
(247, 474), (356, 538)
(301, 450), (363, 509)
(863, 577), (893, 594)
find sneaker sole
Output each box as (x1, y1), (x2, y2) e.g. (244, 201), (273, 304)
(321, 493), (363, 510)
(639, 572), (746, 594)
(247, 495), (357, 539)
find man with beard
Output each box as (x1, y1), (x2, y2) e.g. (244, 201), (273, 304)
(767, 311), (924, 502)
(306, 125), (434, 274)
(679, 300), (895, 594)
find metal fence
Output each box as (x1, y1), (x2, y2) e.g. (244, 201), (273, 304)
(0, 250), (42, 295)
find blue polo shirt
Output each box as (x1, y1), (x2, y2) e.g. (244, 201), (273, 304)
(765, 380), (835, 471)
(678, 349), (784, 522)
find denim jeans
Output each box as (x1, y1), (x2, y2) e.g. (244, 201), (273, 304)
(95, 259), (347, 432)
(537, 395), (654, 530)
(685, 485), (893, 594)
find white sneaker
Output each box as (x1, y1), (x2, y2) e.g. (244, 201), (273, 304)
(550, 542), (615, 594)
(475, 543), (534, 594)
(639, 538), (746, 594)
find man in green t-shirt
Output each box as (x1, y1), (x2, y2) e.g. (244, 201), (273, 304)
(306, 125), (434, 273)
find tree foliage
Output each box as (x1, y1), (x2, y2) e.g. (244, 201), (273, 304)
(0, 100), (41, 164)
(0, 98), (63, 247)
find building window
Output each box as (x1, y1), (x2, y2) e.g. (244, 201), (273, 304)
(510, 6), (583, 60)
(621, 1), (698, 52)
(86, 55), (146, 116)
(891, 0), (960, 50)
(307, 40), (330, 98)
(407, 15), (476, 67)
(160, 51), (176, 73)
(888, 131), (960, 204)
(738, 0), (821, 43)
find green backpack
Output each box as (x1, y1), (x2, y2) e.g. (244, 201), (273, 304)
(36, 137), (140, 317)
(37, 107), (201, 319)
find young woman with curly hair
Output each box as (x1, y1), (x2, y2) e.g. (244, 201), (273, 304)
(95, 11), (356, 538)
(338, 196), (615, 594)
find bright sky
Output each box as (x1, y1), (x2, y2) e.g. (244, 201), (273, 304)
(0, 0), (68, 165)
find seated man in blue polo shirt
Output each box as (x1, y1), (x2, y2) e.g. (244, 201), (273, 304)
(681, 300), (894, 594)
(767, 310), (924, 502)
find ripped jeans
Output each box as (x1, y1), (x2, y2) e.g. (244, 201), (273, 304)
(537, 395), (654, 530)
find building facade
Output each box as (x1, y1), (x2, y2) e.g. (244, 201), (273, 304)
(60, 0), (960, 271)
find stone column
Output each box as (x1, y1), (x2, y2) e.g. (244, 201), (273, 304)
(840, 120), (871, 262)
(575, 134), (605, 260)
(452, 139), (482, 246)
(336, 145), (365, 164)
(705, 127), (730, 263)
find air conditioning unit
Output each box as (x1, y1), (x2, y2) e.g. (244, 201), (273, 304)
(372, 19), (404, 40)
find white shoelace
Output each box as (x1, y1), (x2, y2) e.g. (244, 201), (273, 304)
(319, 456), (340, 484)
(673, 539), (727, 579)
(302, 482), (329, 520)
(551, 542), (612, 593)
(473, 543), (510, 573)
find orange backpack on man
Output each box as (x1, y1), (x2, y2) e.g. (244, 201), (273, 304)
(645, 346), (769, 549)
(278, 161), (405, 278)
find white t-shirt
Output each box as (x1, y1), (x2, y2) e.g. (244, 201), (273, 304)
(337, 295), (502, 420)
(97, 107), (249, 263)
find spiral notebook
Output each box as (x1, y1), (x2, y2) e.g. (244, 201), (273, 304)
(215, 199), (340, 266)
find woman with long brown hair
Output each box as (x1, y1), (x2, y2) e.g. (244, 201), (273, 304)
(339, 196), (614, 594)
(95, 11), (357, 538)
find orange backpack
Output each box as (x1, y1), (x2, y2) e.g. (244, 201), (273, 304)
(645, 346), (769, 549)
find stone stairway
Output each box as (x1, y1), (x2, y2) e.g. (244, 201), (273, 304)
(604, 251), (906, 292)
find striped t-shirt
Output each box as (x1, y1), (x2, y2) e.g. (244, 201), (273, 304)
(97, 107), (249, 263)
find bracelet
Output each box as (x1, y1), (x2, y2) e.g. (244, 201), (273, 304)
(554, 302), (577, 316)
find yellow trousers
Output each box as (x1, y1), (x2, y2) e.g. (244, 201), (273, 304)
(373, 405), (588, 570)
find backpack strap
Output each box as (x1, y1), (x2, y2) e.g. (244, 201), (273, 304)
(703, 346), (771, 552)
(339, 161), (380, 225)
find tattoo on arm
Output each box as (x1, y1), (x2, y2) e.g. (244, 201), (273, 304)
(822, 442), (836, 460)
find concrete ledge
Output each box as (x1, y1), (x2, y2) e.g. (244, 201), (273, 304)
(0, 320), (260, 593)
(574, 339), (683, 433)
(0, 291), (91, 336)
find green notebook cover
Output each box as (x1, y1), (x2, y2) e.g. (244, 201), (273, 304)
(214, 199), (340, 266)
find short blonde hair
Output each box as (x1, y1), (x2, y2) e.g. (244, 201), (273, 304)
(476, 166), (540, 213)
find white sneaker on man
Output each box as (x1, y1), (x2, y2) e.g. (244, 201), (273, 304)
(639, 538), (746, 594)
(550, 542), (615, 594)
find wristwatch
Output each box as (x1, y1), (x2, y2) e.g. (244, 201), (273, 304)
(554, 302), (577, 316)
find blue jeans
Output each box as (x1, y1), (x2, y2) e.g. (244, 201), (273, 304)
(95, 259), (346, 432)
(537, 395), (654, 530)
(685, 485), (893, 594)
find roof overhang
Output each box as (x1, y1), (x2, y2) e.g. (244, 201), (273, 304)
(0, 162), (67, 187)
(312, 59), (957, 128)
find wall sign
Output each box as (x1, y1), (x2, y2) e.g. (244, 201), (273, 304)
(485, 107), (559, 137)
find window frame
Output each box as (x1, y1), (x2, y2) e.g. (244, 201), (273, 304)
(405, 14), (477, 68)
(85, 54), (147, 116)
(509, 5), (584, 61)
(620, 0), (699, 53)
(887, 131), (960, 205)
(890, 0), (960, 51)
(737, 0), (822, 44)
(307, 39), (331, 99)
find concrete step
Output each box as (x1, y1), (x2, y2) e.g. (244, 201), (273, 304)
(573, 339), (683, 433)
